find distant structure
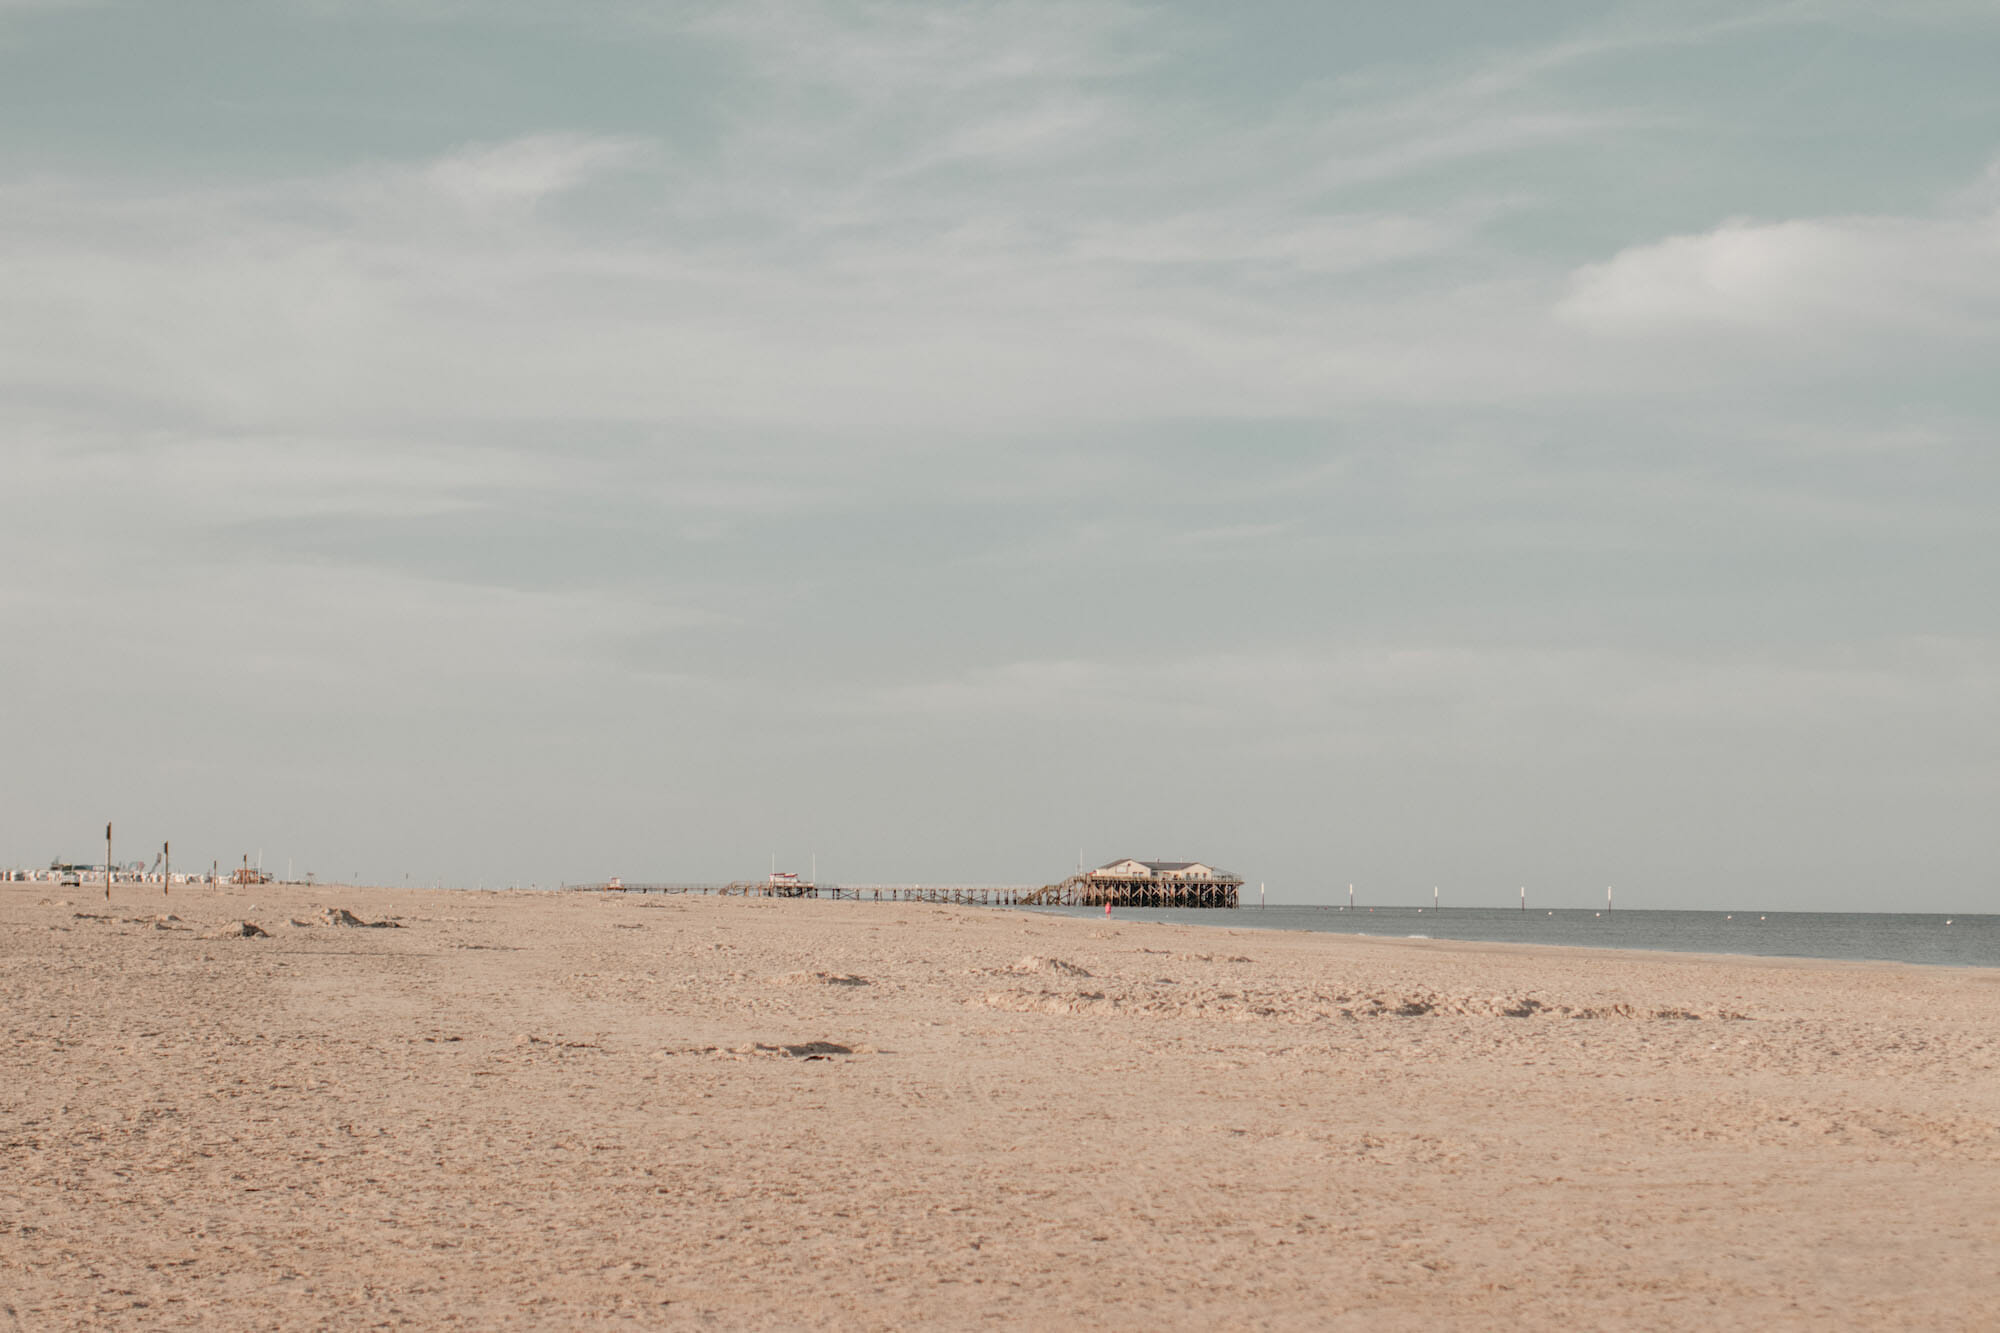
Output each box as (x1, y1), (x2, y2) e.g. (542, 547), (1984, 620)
(0, 861), (221, 887)
(1021, 859), (1242, 908)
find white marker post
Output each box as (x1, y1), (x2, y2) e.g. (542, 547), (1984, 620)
(1348, 882), (1354, 911)
(1607, 885), (1613, 912)
(1519, 884), (1526, 913)
(1433, 885), (1439, 911)
(1260, 881), (1265, 910)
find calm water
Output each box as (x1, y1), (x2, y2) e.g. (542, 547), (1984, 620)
(1025, 905), (2000, 968)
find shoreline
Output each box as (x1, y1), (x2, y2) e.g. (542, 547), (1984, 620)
(1021, 901), (2000, 970)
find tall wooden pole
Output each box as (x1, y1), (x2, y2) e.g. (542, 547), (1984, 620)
(163, 841), (170, 897)
(105, 822), (112, 901)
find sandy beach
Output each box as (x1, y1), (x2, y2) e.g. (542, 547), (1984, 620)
(4, 882), (1997, 1330)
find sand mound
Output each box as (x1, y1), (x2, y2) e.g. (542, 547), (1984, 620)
(1008, 956), (1092, 977)
(985, 990), (1111, 1015)
(320, 907), (400, 929)
(731, 1041), (860, 1059)
(204, 921), (268, 939)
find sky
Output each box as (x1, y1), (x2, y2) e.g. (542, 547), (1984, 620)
(3, 1), (1997, 909)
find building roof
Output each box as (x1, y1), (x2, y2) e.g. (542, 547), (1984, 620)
(1096, 859), (1219, 873)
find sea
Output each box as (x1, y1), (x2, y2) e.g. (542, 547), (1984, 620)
(1024, 904), (2000, 969)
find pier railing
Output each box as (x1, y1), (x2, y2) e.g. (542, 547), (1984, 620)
(564, 882), (1037, 905)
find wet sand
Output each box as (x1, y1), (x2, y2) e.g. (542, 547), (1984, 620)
(4, 882), (1997, 1329)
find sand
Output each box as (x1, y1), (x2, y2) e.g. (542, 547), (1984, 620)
(4, 883), (1997, 1330)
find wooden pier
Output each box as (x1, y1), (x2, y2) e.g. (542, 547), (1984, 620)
(566, 882), (1036, 905)
(569, 872), (1239, 909)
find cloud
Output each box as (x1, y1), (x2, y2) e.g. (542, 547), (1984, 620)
(681, 0), (1155, 99)
(1065, 210), (1471, 274)
(0, 130), (1554, 442)
(843, 638), (2000, 771)
(16, 6), (1800, 444)
(1558, 212), (2000, 338)
(420, 134), (647, 208)
(5, 428), (565, 522)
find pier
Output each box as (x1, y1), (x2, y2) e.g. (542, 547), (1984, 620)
(566, 882), (1038, 906)
(569, 861), (1242, 909)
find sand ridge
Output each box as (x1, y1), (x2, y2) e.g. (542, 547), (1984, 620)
(4, 882), (1998, 1329)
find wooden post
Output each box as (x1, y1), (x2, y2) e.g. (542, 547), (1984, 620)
(163, 841), (170, 897)
(105, 822), (112, 901)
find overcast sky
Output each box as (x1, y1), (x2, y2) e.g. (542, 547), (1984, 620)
(4, 1), (1997, 909)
